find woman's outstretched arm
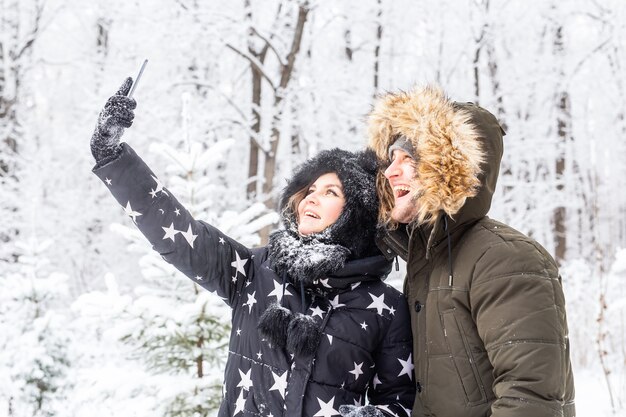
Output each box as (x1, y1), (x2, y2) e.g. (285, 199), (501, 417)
(90, 79), (253, 306)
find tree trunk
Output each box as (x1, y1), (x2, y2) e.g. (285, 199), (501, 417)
(195, 332), (204, 378)
(96, 18), (110, 57)
(247, 47), (268, 199)
(373, 0), (383, 97)
(245, 0), (269, 200)
(553, 24), (568, 265)
(486, 43), (507, 132)
(259, 3), (309, 243)
(606, 44), (626, 259)
(344, 28), (353, 61)
(0, 0), (21, 176)
(471, 16), (485, 103)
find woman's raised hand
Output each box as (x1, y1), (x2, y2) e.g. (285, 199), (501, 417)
(90, 77), (136, 163)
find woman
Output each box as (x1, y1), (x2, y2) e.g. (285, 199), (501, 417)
(90, 78), (415, 417)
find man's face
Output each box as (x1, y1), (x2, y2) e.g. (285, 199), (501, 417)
(384, 149), (420, 224)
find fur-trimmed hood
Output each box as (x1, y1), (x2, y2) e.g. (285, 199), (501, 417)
(367, 86), (505, 229)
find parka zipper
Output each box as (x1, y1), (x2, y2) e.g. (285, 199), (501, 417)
(404, 224), (433, 403)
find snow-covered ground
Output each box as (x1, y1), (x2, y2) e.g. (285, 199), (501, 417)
(574, 367), (620, 416)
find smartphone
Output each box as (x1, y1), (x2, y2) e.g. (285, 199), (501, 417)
(127, 59), (148, 98)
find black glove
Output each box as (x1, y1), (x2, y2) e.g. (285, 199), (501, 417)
(90, 77), (136, 164)
(338, 405), (384, 417)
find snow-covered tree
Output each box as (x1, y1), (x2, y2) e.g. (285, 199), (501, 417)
(0, 238), (72, 417)
(0, 0), (44, 262)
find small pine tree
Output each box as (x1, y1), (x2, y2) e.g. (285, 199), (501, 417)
(0, 238), (73, 417)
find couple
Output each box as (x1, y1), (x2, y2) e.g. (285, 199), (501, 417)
(91, 80), (575, 417)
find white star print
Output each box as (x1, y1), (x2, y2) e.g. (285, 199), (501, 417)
(179, 224), (197, 248)
(236, 328), (241, 336)
(231, 251), (249, 277)
(269, 370), (288, 399)
(351, 282), (361, 290)
(309, 305), (325, 318)
(195, 275), (203, 281)
(377, 405), (396, 417)
(174, 208), (181, 216)
(219, 237), (225, 244)
(327, 334), (333, 345)
(360, 321), (368, 330)
(319, 278), (332, 288)
(349, 362), (364, 380)
(158, 209), (165, 214)
(149, 188), (158, 198)
(313, 396), (340, 417)
(397, 353), (414, 380)
(104, 177), (112, 185)
(388, 305), (396, 315)
(367, 293), (390, 315)
(372, 373), (382, 389)
(162, 222), (178, 241)
(237, 368), (253, 391)
(329, 294), (345, 309)
(267, 279), (292, 302)
(256, 351), (263, 360)
(150, 175), (168, 196)
(123, 201), (142, 222)
(234, 389), (245, 415)
(244, 291), (257, 313)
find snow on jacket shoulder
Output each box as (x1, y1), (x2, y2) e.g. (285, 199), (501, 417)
(93, 143), (416, 417)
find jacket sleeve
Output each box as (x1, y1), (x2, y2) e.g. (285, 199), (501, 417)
(367, 291), (419, 417)
(92, 143), (253, 306)
(471, 240), (572, 417)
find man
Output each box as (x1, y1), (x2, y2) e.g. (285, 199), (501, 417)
(367, 86), (575, 417)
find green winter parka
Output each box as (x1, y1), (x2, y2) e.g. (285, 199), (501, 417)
(368, 86), (575, 417)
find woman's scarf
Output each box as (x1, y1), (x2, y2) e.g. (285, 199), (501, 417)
(258, 222), (350, 356)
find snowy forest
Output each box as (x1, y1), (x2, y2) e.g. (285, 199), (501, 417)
(1, 0), (625, 415)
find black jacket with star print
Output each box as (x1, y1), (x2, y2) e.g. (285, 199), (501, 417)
(93, 143), (416, 417)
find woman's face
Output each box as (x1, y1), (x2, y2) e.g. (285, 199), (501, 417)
(297, 172), (345, 235)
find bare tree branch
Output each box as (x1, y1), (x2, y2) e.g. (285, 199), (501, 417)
(226, 43), (277, 91)
(279, 4), (309, 89)
(570, 38), (611, 80)
(250, 27), (286, 66)
(13, 1), (44, 61)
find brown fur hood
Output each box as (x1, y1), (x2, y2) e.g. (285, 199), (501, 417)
(367, 86), (505, 228)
